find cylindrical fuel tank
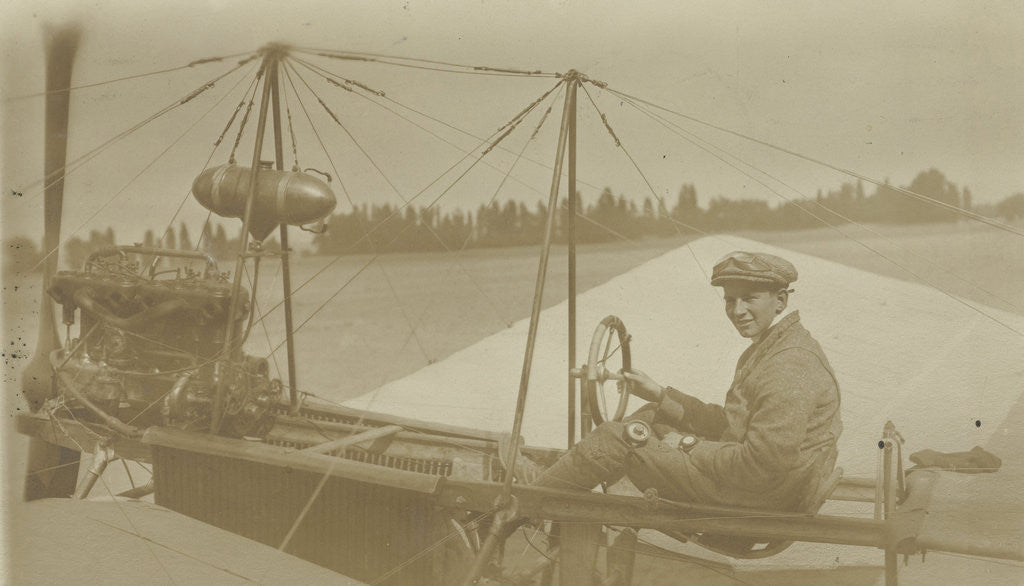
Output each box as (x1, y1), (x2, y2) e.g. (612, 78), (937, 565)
(192, 164), (337, 240)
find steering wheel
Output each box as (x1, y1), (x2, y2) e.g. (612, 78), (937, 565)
(585, 315), (633, 424)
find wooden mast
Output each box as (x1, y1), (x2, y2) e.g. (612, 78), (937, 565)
(210, 45), (280, 433)
(503, 71), (578, 495)
(461, 71), (580, 586)
(567, 73), (579, 448)
(267, 49), (301, 415)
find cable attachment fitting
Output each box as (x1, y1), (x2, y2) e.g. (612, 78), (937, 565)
(187, 56), (225, 67)
(600, 113), (622, 147)
(559, 69), (582, 83)
(558, 70), (607, 88)
(473, 65), (543, 75)
(180, 82), (216, 105)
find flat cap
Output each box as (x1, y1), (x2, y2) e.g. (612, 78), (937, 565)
(710, 251), (798, 287)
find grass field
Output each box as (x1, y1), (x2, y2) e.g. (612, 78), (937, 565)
(7, 221), (1018, 405)
(739, 222), (1024, 316)
(245, 221), (1024, 405)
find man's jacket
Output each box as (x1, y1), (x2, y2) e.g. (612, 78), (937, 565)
(656, 311), (843, 510)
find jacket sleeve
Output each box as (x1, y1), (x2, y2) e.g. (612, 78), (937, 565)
(657, 386), (728, 439)
(684, 348), (832, 489)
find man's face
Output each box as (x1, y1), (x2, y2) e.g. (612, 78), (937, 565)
(721, 281), (785, 339)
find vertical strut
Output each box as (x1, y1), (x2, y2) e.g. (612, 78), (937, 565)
(211, 47), (279, 433)
(501, 72), (578, 499)
(462, 74), (579, 586)
(567, 77), (578, 449)
(268, 55), (300, 414)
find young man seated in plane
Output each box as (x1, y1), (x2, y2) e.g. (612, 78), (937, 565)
(532, 251), (843, 513)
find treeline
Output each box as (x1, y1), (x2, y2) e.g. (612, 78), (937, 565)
(311, 168), (1015, 255)
(61, 223), (247, 269)
(5, 168), (1024, 273)
(3, 222), (245, 275)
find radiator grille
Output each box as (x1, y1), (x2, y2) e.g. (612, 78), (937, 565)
(152, 445), (467, 585)
(263, 438), (460, 478)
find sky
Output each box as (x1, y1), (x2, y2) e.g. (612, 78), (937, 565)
(2, 0), (1023, 252)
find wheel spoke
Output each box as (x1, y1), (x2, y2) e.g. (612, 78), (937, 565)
(596, 382), (609, 416)
(601, 330), (615, 364)
(586, 316), (633, 425)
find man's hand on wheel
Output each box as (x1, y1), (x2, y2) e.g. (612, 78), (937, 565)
(622, 369), (664, 403)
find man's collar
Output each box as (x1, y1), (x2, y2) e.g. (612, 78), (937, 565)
(753, 310), (801, 346)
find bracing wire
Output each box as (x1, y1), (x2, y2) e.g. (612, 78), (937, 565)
(216, 72), (262, 148)
(280, 59), (434, 363)
(291, 46), (558, 78)
(289, 54), (559, 211)
(237, 96), (569, 532)
(46, 417), (178, 584)
(282, 79), (301, 170)
(3, 51), (258, 101)
(217, 201), (684, 422)
(578, 83), (717, 285)
(29, 60), (258, 274)
(95, 519), (260, 582)
(290, 56), (563, 330)
(368, 513), (492, 584)
(17, 55), (259, 202)
(578, 85), (708, 241)
(295, 46), (546, 73)
(613, 90), (1021, 314)
(603, 88), (1023, 337)
(262, 74), (560, 355)
(156, 62), (263, 255)
(193, 211), (216, 252)
(255, 75), (563, 572)
(930, 551), (1024, 569)
(602, 86), (1024, 239)
(191, 66), (261, 253)
(248, 91), (713, 402)
(293, 54), (608, 201)
(228, 65), (266, 164)
(375, 85), (566, 373)
(244, 67), (560, 346)
(241, 258), (285, 380)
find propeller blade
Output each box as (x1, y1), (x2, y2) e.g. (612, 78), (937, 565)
(22, 24), (80, 412)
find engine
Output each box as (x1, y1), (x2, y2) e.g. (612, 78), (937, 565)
(45, 245), (280, 437)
